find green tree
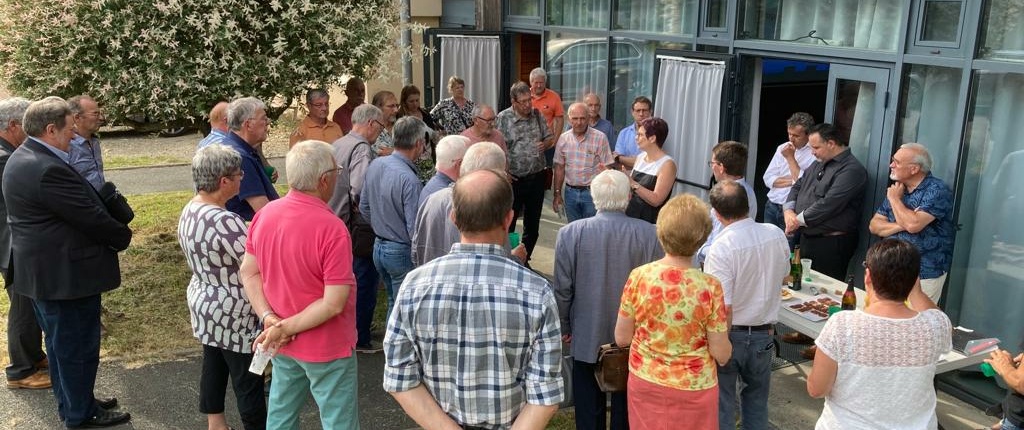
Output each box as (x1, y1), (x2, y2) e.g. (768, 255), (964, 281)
(0, 0), (407, 131)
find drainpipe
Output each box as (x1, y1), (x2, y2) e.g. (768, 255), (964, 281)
(402, 0), (412, 85)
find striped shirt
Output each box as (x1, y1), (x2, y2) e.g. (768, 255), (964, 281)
(383, 243), (564, 429)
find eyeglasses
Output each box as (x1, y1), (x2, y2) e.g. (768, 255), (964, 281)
(513, 97), (532, 105)
(707, 160), (721, 167)
(385, 104), (400, 109)
(372, 120), (386, 129)
(321, 165), (343, 176)
(475, 116), (496, 123)
(226, 171), (244, 180)
(889, 157), (919, 167)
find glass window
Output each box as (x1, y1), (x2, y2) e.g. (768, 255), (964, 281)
(956, 71), (1024, 348)
(980, 0), (1024, 62)
(738, 0), (900, 51)
(895, 64), (963, 182)
(509, 0), (540, 17)
(606, 38), (662, 129)
(614, 0), (697, 36)
(705, 0), (729, 29)
(545, 33), (610, 113)
(920, 0), (962, 43)
(547, 0), (610, 28)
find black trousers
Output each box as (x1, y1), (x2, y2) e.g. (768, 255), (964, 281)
(5, 287), (45, 381)
(509, 171), (547, 260)
(199, 344), (267, 430)
(573, 360), (628, 430)
(800, 233), (859, 281)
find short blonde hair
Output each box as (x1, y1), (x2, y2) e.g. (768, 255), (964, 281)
(656, 194), (711, 257)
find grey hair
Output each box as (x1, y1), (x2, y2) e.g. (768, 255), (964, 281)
(529, 67), (547, 81)
(305, 89), (329, 105)
(392, 116), (428, 150)
(66, 95), (95, 115)
(460, 141), (506, 176)
(227, 97), (267, 131)
(192, 143), (242, 193)
(591, 170), (630, 212)
(23, 96), (71, 138)
(510, 82), (530, 100)
(470, 103), (492, 118)
(786, 112), (815, 131)
(351, 103), (383, 126)
(900, 142), (933, 173)
(0, 97), (31, 128)
(286, 140), (336, 192)
(435, 135), (469, 170)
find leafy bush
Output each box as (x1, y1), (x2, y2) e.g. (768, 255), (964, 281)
(0, 0), (408, 129)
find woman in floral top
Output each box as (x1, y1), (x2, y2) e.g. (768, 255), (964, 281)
(430, 75), (475, 135)
(615, 194), (731, 430)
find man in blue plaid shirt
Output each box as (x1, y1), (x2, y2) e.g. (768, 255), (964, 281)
(384, 169), (564, 429)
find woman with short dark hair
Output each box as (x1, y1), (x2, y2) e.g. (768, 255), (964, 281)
(177, 144), (266, 430)
(625, 117), (677, 223)
(807, 239), (950, 429)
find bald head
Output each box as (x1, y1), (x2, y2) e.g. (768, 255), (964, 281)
(209, 101), (229, 133)
(452, 169), (512, 234)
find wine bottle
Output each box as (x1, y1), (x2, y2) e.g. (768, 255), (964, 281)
(841, 275), (857, 310)
(790, 246), (802, 291)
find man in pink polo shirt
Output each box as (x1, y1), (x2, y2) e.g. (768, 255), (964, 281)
(240, 139), (358, 429)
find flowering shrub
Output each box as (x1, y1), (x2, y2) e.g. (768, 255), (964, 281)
(0, 0), (409, 128)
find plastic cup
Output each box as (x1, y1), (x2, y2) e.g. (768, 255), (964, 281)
(801, 258), (813, 282)
(828, 305), (841, 317)
(509, 232), (521, 248)
(981, 362), (996, 377)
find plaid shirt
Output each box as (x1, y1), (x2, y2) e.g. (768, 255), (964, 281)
(383, 243), (564, 429)
(553, 127), (614, 187)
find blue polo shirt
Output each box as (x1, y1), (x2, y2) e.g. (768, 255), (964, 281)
(876, 173), (955, 279)
(614, 123), (640, 156)
(223, 132), (279, 221)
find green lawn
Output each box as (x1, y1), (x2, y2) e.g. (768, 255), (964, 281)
(105, 155), (190, 169)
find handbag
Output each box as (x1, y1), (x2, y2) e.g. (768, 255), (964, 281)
(98, 181), (135, 224)
(595, 343), (630, 393)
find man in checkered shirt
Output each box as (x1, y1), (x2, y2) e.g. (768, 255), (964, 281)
(384, 169), (564, 429)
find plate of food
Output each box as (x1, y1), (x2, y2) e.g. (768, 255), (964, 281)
(786, 296), (841, 321)
(781, 288), (795, 301)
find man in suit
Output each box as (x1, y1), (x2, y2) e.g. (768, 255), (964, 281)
(0, 97), (50, 390)
(2, 97), (132, 428)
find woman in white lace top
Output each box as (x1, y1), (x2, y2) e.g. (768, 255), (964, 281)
(807, 239), (952, 430)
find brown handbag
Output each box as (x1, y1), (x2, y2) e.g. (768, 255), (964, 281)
(595, 343), (630, 393)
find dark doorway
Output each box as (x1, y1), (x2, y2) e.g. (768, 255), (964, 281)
(511, 33), (542, 85)
(752, 58), (829, 221)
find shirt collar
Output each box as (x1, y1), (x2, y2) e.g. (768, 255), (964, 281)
(450, 242), (509, 257)
(284, 189), (330, 210)
(28, 136), (70, 162)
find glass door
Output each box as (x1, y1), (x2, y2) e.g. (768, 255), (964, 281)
(824, 64), (892, 281)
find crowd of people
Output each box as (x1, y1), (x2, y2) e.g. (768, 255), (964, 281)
(0, 67), (1013, 430)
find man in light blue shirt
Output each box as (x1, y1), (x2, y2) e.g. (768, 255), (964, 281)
(197, 101), (229, 149)
(612, 96), (652, 169)
(584, 93), (615, 147)
(67, 95), (105, 190)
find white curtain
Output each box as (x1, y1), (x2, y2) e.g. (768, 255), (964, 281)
(654, 57), (725, 198)
(897, 65), (961, 182)
(439, 36), (500, 110)
(777, 0), (900, 50)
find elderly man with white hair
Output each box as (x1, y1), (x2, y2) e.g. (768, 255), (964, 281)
(223, 96), (279, 221)
(241, 139), (359, 429)
(553, 169), (663, 430)
(869, 142), (955, 303)
(412, 141), (524, 267)
(418, 135), (469, 207)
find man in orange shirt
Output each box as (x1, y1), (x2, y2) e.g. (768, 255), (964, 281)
(530, 68), (564, 167)
(290, 89), (343, 147)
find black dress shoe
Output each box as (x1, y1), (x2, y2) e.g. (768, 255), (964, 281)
(96, 397), (118, 410)
(68, 409), (131, 428)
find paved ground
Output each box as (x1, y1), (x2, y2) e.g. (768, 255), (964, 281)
(0, 134), (997, 429)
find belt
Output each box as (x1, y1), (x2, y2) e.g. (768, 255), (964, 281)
(731, 324), (774, 332)
(804, 231), (848, 238)
(377, 237), (410, 246)
(565, 183), (589, 190)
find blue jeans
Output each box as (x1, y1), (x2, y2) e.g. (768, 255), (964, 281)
(267, 354), (359, 430)
(563, 187), (596, 222)
(353, 256), (380, 347)
(1003, 417), (1023, 430)
(372, 238), (413, 321)
(718, 329), (774, 430)
(32, 295), (103, 427)
(764, 201), (798, 249)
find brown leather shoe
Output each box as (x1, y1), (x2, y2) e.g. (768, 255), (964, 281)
(801, 346), (817, 360)
(35, 357), (48, 370)
(781, 332), (815, 345)
(7, 372), (52, 389)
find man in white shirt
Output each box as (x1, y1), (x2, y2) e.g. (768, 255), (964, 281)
(696, 140), (757, 266)
(762, 112), (816, 247)
(703, 180), (790, 430)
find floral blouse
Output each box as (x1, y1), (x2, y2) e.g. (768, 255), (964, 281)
(618, 262), (728, 391)
(430, 97), (475, 135)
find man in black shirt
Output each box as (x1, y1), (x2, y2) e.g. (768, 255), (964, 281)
(783, 123), (867, 280)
